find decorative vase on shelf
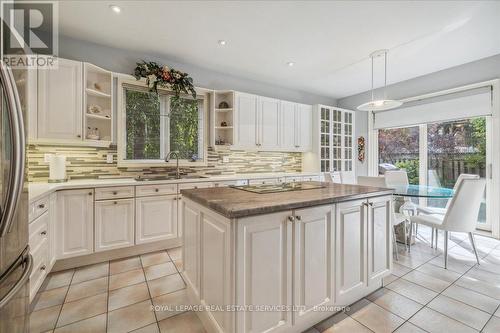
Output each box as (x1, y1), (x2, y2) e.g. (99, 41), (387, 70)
(220, 121), (227, 127)
(86, 127), (100, 140)
(218, 101), (229, 109)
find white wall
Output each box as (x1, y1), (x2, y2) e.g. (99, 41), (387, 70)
(338, 53), (500, 176)
(58, 35), (337, 106)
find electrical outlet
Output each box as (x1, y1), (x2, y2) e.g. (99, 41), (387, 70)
(222, 156), (229, 163)
(44, 154), (53, 163)
(106, 154), (114, 164)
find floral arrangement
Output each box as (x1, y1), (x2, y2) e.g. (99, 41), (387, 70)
(133, 61), (197, 99)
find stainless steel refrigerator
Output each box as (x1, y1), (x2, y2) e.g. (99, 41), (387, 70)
(0, 60), (32, 332)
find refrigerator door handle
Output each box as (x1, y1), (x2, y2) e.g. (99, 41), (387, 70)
(0, 248), (32, 309)
(0, 61), (26, 236)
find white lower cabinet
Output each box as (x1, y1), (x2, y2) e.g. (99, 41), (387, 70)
(334, 199), (367, 305)
(56, 189), (94, 259)
(367, 196), (393, 284)
(293, 205), (335, 326)
(236, 211), (293, 333)
(182, 195), (392, 333)
(95, 199), (135, 252)
(135, 195), (178, 244)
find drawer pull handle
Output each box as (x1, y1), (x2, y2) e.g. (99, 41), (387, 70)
(173, 197), (177, 201)
(40, 231), (47, 236)
(88, 192), (92, 196)
(113, 191), (118, 195)
(40, 265), (46, 271)
(155, 189), (159, 192)
(194, 186), (198, 189)
(295, 215), (302, 221)
(77, 134), (81, 138)
(38, 204), (45, 209)
(288, 216), (295, 222)
(113, 201), (117, 205)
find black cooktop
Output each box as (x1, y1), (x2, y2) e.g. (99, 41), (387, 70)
(230, 181), (326, 194)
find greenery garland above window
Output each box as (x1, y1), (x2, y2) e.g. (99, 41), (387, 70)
(133, 60), (197, 99)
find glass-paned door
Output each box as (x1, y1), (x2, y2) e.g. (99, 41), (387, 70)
(427, 118), (489, 230)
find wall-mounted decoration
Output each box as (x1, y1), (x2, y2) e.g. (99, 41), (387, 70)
(357, 136), (365, 163)
(133, 61), (196, 98)
(218, 101), (229, 109)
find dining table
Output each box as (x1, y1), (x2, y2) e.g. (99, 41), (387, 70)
(390, 184), (455, 199)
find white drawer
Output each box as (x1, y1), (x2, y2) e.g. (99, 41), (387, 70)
(29, 240), (49, 301)
(178, 182), (213, 190)
(285, 176), (303, 183)
(95, 186), (135, 200)
(213, 180), (248, 187)
(303, 175), (321, 181)
(30, 196), (49, 222)
(136, 183), (177, 197)
(248, 178), (280, 185)
(29, 211), (49, 251)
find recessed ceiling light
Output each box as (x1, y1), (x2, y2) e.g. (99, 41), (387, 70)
(109, 5), (121, 13)
(218, 40), (227, 46)
(287, 62), (295, 67)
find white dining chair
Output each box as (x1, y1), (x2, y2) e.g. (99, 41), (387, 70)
(323, 172), (343, 184)
(409, 178), (486, 269)
(417, 174), (479, 248)
(357, 176), (409, 260)
(385, 170), (420, 229)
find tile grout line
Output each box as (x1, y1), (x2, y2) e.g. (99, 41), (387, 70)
(140, 251), (163, 333)
(390, 236), (500, 332)
(52, 269), (76, 331)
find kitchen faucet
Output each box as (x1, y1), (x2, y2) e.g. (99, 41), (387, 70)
(165, 151), (181, 179)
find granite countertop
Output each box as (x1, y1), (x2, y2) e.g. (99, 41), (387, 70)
(28, 172), (320, 203)
(180, 182), (394, 218)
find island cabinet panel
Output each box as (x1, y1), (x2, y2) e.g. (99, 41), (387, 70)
(56, 189), (94, 259)
(293, 205), (335, 326)
(182, 203), (201, 297)
(94, 199), (134, 252)
(135, 195), (177, 244)
(236, 211), (293, 333)
(200, 213), (232, 332)
(367, 196), (393, 284)
(334, 199), (367, 305)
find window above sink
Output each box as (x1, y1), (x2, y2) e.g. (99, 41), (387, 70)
(116, 78), (209, 167)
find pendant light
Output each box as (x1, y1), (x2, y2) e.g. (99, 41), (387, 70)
(357, 49), (402, 111)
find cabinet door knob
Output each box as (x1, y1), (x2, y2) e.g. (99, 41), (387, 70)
(113, 191), (117, 195)
(295, 215), (302, 221)
(113, 201), (117, 205)
(178, 196), (182, 200)
(77, 134), (81, 138)
(38, 204), (45, 209)
(288, 216), (295, 222)
(88, 192), (92, 196)
(173, 197), (177, 201)
(40, 265), (46, 271)
(40, 230), (47, 236)
(155, 188), (159, 192)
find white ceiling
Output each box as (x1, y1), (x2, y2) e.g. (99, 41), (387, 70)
(57, 1), (500, 99)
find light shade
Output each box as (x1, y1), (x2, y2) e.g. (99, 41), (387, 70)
(357, 99), (403, 111)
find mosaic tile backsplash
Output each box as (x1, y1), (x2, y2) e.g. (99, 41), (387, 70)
(27, 144), (302, 182)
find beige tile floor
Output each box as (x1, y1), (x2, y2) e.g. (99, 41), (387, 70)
(308, 226), (500, 333)
(30, 226), (500, 333)
(29, 247), (205, 333)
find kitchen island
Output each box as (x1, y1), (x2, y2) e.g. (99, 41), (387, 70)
(180, 182), (394, 333)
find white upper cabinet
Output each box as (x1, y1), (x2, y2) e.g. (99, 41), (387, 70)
(37, 58), (83, 141)
(280, 101), (296, 151)
(259, 96), (281, 149)
(297, 103), (313, 151)
(234, 92), (259, 148)
(233, 91), (313, 152)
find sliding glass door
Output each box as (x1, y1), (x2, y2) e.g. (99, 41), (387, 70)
(378, 117), (490, 231)
(427, 118), (489, 230)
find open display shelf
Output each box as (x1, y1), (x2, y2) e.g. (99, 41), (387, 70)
(213, 91), (234, 147)
(84, 63), (113, 143)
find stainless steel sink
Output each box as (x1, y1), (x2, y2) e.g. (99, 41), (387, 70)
(134, 175), (208, 181)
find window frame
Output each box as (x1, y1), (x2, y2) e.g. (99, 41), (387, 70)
(116, 77), (209, 167)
